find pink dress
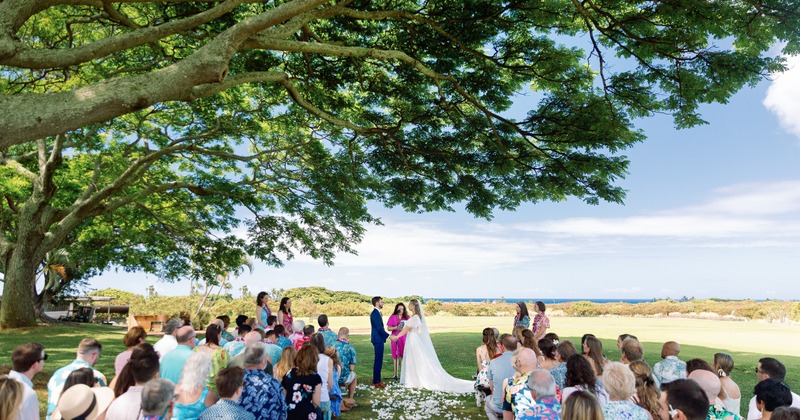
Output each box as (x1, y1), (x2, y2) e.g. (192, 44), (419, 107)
(387, 314), (409, 358)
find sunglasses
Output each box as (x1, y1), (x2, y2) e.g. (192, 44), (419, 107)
(39, 353), (48, 362)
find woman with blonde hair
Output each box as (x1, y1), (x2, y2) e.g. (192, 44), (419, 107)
(714, 352), (741, 415)
(273, 346), (297, 381)
(173, 351), (217, 419)
(0, 376), (23, 420)
(562, 389), (603, 420)
(629, 360), (660, 419)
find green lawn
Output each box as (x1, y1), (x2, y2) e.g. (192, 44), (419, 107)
(1, 318), (799, 419)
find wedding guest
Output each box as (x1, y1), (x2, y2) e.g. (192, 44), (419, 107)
(715, 352), (742, 416)
(256, 292), (272, 331)
(562, 354), (609, 404)
(532, 301), (550, 341)
(217, 315), (235, 342)
(539, 338), (564, 389)
(240, 343), (286, 420)
(153, 318), (183, 360)
(333, 327), (358, 400)
(277, 297), (293, 336)
(629, 360), (661, 419)
(562, 390), (603, 420)
(601, 362), (650, 420)
(264, 330), (283, 368)
(107, 344), (160, 419)
(658, 379), (709, 420)
(653, 341), (687, 384)
(617, 334), (638, 350)
(198, 319), (229, 347)
(755, 379), (793, 420)
(620, 338), (644, 364)
(387, 303), (410, 380)
(288, 320), (306, 348)
(9, 342), (45, 420)
(748, 358), (800, 420)
(47, 339), (107, 420)
(688, 369), (740, 420)
(159, 326), (196, 385)
(281, 345), (321, 420)
(485, 334), (517, 419)
(545, 332), (560, 344)
(273, 347), (297, 382)
(293, 324), (314, 351)
(312, 334), (334, 420)
(513, 302), (531, 334)
(114, 327), (147, 377)
(173, 352), (216, 419)
(194, 323), (230, 392)
(141, 379), (176, 420)
(582, 336), (606, 378)
(266, 315), (278, 332)
(227, 331), (265, 368)
(224, 324), (252, 358)
(475, 327), (499, 405)
(686, 358), (714, 375)
(318, 314), (338, 347)
(324, 347), (346, 416)
(555, 340), (578, 388)
(0, 376), (24, 420)
(520, 329), (543, 359)
(199, 367), (255, 420)
(772, 407), (800, 420)
(502, 348), (540, 419)
(54, 383), (115, 420)
(274, 325), (292, 349)
(518, 369), (561, 419)
(63, 368), (97, 390)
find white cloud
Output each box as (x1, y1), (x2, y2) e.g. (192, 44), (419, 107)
(764, 55), (800, 140)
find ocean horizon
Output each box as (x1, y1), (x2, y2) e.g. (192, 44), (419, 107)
(430, 297), (655, 304)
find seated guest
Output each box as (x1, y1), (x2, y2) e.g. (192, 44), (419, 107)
(47, 339), (107, 420)
(153, 318), (183, 360)
(686, 358), (715, 375)
(198, 367), (255, 420)
(0, 376), (24, 420)
(114, 327), (147, 377)
(224, 324), (252, 358)
(218, 315), (235, 342)
(485, 334), (517, 419)
(239, 342), (286, 420)
(173, 352), (217, 419)
(282, 345), (321, 420)
(582, 336), (607, 378)
(659, 379), (710, 420)
(562, 390), (603, 420)
(772, 407), (800, 420)
(264, 330), (284, 369)
(502, 348), (539, 419)
(654, 341), (687, 384)
(274, 325), (292, 349)
(107, 343), (160, 419)
(629, 360), (661, 418)
(601, 362), (650, 420)
(159, 325), (196, 385)
(288, 320), (306, 347)
(617, 334), (638, 350)
(318, 315), (338, 347)
(755, 380), (794, 420)
(552, 340), (577, 390)
(9, 342), (46, 420)
(54, 384), (114, 420)
(194, 323), (230, 393)
(475, 328), (499, 405)
(266, 315), (278, 332)
(620, 338), (644, 364)
(748, 358), (800, 420)
(235, 315), (249, 332)
(688, 369), (741, 420)
(562, 354), (609, 404)
(63, 368), (97, 390)
(293, 324), (315, 351)
(229, 332), (270, 369)
(273, 347), (297, 382)
(141, 379), (176, 420)
(198, 319), (229, 347)
(517, 369), (561, 419)
(715, 353), (742, 416)
(333, 327), (358, 400)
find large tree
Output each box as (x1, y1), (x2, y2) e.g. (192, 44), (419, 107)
(1, 0), (798, 328)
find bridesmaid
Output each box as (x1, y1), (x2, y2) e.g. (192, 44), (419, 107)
(277, 297), (293, 336)
(256, 291), (271, 331)
(513, 302), (531, 336)
(387, 303), (410, 380)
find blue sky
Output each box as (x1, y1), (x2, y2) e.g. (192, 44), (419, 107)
(87, 57), (800, 301)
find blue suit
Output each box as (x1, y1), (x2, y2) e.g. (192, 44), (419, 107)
(370, 307), (389, 384)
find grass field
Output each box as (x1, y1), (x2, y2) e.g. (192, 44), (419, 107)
(1, 316), (799, 419)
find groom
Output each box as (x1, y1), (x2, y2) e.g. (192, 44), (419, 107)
(370, 296), (390, 388)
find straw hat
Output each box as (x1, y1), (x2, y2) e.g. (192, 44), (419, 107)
(53, 384), (115, 420)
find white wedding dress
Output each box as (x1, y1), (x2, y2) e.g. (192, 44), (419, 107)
(399, 306), (474, 393)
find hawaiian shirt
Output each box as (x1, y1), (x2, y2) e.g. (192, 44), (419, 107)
(517, 397), (562, 420)
(318, 328), (338, 347)
(549, 363), (567, 389)
(46, 360), (107, 419)
(239, 368), (287, 420)
(653, 355), (687, 384)
(293, 335), (311, 351)
(276, 336), (292, 349)
(532, 313), (550, 338)
(602, 400), (650, 420)
(503, 372), (533, 417)
(224, 338), (247, 358)
(333, 339), (357, 384)
(709, 404), (742, 420)
(514, 315), (531, 333)
(199, 399), (256, 420)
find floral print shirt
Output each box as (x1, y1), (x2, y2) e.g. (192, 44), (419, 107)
(333, 339), (357, 384)
(709, 404), (742, 420)
(602, 400), (650, 420)
(532, 313), (550, 338)
(653, 355), (687, 384)
(517, 397), (562, 420)
(281, 368), (322, 420)
(503, 372), (533, 417)
(239, 368), (286, 420)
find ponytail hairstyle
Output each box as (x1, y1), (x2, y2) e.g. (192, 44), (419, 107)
(113, 343), (160, 397)
(629, 360), (660, 419)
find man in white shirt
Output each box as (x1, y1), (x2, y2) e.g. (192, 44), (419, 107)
(152, 317), (182, 360)
(747, 357), (800, 419)
(10, 342), (45, 420)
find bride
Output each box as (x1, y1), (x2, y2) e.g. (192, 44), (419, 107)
(390, 299), (473, 393)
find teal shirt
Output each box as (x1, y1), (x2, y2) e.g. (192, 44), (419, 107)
(318, 328), (338, 347)
(160, 345), (194, 384)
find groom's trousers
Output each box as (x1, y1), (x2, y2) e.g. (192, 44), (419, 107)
(372, 342), (383, 384)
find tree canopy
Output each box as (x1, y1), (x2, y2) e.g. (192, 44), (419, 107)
(1, 0), (799, 328)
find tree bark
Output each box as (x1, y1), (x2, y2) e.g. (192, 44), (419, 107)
(0, 250), (39, 328)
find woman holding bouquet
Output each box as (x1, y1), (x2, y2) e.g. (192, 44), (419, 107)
(387, 302), (410, 380)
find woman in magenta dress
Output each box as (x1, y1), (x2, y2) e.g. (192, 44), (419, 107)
(277, 297), (293, 337)
(387, 302), (410, 380)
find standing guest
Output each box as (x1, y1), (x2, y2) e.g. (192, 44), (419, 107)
(333, 327), (358, 401)
(107, 344), (160, 419)
(224, 324), (252, 359)
(562, 354), (609, 404)
(317, 315), (338, 347)
(311, 334), (334, 420)
(653, 341), (687, 384)
(277, 297), (293, 336)
(264, 330), (284, 369)
(141, 379), (176, 420)
(715, 352), (742, 416)
(274, 347), (297, 382)
(153, 318), (183, 360)
(9, 342), (45, 420)
(387, 303), (411, 381)
(513, 302), (531, 335)
(293, 325), (315, 351)
(114, 327), (147, 377)
(199, 367), (255, 420)
(517, 369), (561, 419)
(195, 323), (230, 393)
(173, 352), (217, 419)
(256, 292), (272, 331)
(239, 343), (286, 420)
(369, 296), (390, 389)
(562, 390), (604, 420)
(47, 339), (107, 420)
(274, 325), (292, 349)
(688, 369), (741, 420)
(227, 332), (264, 368)
(218, 316), (235, 343)
(658, 379), (709, 420)
(54, 383), (115, 420)
(582, 336), (607, 378)
(0, 376), (24, 420)
(601, 362), (650, 420)
(485, 334), (517, 419)
(281, 345), (322, 420)
(159, 325), (197, 385)
(629, 360), (661, 419)
(748, 358), (800, 420)
(532, 301), (550, 341)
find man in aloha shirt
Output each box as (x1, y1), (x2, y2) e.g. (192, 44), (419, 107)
(502, 348), (539, 418)
(46, 339), (108, 420)
(225, 325), (253, 358)
(317, 314), (338, 347)
(689, 370), (742, 420)
(653, 341), (687, 384)
(239, 343), (287, 420)
(517, 369), (561, 420)
(274, 325), (293, 349)
(334, 327), (358, 399)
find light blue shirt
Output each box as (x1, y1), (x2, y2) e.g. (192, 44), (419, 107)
(487, 352), (515, 411)
(159, 345), (194, 385)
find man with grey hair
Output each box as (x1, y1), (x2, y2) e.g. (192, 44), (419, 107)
(238, 342), (286, 420)
(141, 378), (175, 418)
(522, 369), (562, 418)
(153, 317), (183, 360)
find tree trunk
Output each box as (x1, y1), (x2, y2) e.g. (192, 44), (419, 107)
(0, 252), (39, 328)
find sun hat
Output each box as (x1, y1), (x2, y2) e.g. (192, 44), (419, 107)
(54, 384), (115, 420)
